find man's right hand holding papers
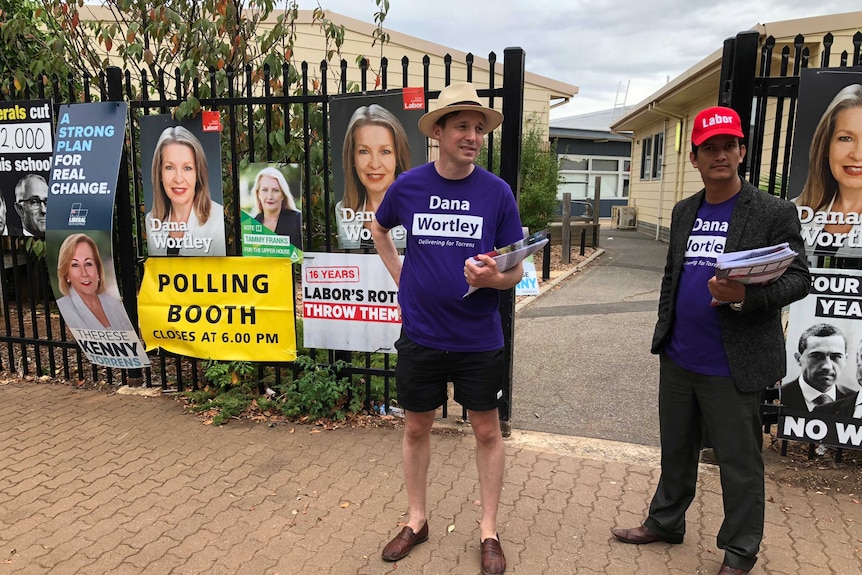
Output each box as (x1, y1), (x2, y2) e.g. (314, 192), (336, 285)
(708, 242), (799, 307)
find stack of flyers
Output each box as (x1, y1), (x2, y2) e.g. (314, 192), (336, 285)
(464, 230), (550, 297)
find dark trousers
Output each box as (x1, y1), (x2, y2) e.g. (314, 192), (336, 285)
(645, 354), (764, 571)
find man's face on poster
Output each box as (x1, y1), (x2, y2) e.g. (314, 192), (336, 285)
(796, 334), (847, 392)
(16, 176), (48, 235)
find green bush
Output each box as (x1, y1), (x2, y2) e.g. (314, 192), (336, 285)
(519, 121), (562, 232)
(277, 356), (362, 420)
(186, 355), (371, 425)
(478, 117), (561, 233)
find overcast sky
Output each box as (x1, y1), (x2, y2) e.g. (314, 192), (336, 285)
(314, 0), (856, 119)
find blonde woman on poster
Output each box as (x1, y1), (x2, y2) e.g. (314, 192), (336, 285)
(55, 233), (134, 331)
(336, 104), (411, 249)
(252, 166), (302, 249)
(796, 83), (862, 258)
(145, 126), (226, 256)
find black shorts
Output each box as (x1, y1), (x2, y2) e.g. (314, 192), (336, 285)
(394, 332), (505, 413)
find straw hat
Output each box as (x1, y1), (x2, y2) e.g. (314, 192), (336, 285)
(418, 82), (504, 138)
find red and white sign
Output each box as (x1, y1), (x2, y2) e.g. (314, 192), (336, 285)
(201, 110), (222, 132)
(301, 253), (402, 352)
(403, 87), (425, 111)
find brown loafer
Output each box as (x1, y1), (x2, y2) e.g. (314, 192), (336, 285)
(381, 522), (428, 562)
(480, 535), (506, 575)
(610, 524), (683, 545)
(718, 565), (750, 575)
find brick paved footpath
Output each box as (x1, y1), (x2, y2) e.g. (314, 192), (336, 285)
(1, 381), (860, 574)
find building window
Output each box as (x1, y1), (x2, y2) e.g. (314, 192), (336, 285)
(640, 136), (652, 180)
(561, 157), (588, 171)
(652, 132), (664, 179)
(592, 159), (619, 172)
(559, 173), (589, 198)
(558, 154), (628, 199)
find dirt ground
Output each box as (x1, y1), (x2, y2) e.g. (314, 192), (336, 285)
(763, 433), (862, 495)
(528, 244), (595, 287)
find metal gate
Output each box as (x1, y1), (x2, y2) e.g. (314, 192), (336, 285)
(0, 48), (526, 423)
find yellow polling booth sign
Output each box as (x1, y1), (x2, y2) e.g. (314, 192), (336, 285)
(138, 257), (296, 361)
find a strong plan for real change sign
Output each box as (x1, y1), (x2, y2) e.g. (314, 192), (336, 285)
(45, 102), (150, 369)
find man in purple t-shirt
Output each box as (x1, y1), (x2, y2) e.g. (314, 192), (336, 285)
(610, 106), (809, 575)
(372, 83), (523, 575)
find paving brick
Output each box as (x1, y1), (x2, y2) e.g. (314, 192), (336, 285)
(2, 382), (861, 574)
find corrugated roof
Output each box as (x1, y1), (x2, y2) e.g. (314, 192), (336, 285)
(550, 107), (634, 142)
(552, 106), (636, 131)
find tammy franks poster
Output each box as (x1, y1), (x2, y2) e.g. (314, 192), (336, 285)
(238, 162), (303, 261)
(781, 268), (862, 450)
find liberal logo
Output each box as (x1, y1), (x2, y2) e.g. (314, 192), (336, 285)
(68, 203), (88, 226)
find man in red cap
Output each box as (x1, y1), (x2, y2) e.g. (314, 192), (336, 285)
(610, 106), (810, 574)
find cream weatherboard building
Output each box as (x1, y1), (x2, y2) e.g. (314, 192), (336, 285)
(612, 11), (862, 241)
(79, 5), (577, 138)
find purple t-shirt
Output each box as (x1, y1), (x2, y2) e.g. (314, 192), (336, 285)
(375, 163), (523, 352)
(666, 195), (739, 376)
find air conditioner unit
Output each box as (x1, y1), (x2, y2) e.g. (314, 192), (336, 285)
(618, 206), (637, 230)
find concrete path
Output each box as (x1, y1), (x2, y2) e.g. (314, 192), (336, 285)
(513, 229), (667, 446)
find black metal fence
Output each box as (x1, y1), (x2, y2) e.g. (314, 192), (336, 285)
(0, 48), (526, 420)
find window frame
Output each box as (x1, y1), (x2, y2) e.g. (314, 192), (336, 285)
(640, 136), (652, 180)
(651, 131), (664, 179)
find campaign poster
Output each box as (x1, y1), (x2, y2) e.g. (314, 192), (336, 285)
(0, 99), (53, 237)
(139, 114), (226, 256)
(45, 102), (149, 368)
(301, 252), (401, 353)
(516, 257), (540, 296)
(238, 162), (303, 261)
(330, 90), (426, 249)
(137, 257), (296, 361)
(788, 68), (862, 261)
(780, 268), (862, 450)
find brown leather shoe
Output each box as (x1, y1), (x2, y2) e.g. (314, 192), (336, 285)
(610, 524), (683, 545)
(381, 522), (428, 562)
(718, 565), (750, 575)
(480, 536), (506, 575)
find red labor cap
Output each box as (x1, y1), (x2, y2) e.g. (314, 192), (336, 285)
(691, 106), (744, 146)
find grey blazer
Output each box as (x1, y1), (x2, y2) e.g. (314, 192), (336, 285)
(652, 179), (811, 393)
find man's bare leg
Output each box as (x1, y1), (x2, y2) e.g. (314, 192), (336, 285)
(402, 409), (437, 531)
(468, 408), (505, 541)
